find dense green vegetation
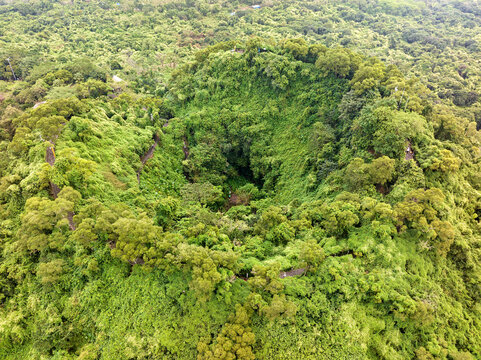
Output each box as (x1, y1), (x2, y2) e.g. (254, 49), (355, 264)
(1, 1), (481, 359)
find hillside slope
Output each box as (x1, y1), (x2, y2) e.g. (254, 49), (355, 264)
(0, 40), (480, 359)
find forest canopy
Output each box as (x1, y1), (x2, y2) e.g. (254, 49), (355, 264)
(1, 1), (481, 359)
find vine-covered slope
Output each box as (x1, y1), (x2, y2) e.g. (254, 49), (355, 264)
(1, 38), (481, 359)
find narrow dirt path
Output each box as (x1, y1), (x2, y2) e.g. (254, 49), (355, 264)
(136, 118), (174, 184)
(140, 133), (160, 164)
(66, 212), (76, 231)
(182, 136), (189, 160)
(232, 267), (306, 282)
(279, 268), (306, 279)
(405, 141), (414, 160)
(234, 248), (358, 281)
(181, 135), (192, 182)
(33, 101), (46, 109)
(46, 146), (61, 199)
(136, 132), (161, 184)
(45, 145), (76, 230)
